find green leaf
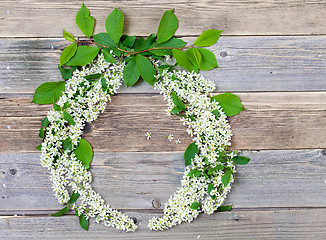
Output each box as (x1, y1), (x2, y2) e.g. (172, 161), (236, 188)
(123, 35), (136, 48)
(60, 43), (77, 66)
(100, 78), (108, 91)
(150, 38), (186, 56)
(184, 142), (199, 167)
(186, 48), (202, 68)
(157, 9), (179, 43)
(66, 46), (99, 66)
(187, 168), (202, 178)
(136, 55), (156, 86)
(84, 73), (102, 81)
(62, 101), (70, 110)
(58, 65), (73, 79)
(233, 156), (250, 165)
(53, 103), (61, 111)
(123, 60), (140, 87)
(62, 137), (73, 151)
(134, 34), (156, 52)
(50, 206), (69, 217)
(207, 165), (225, 175)
(172, 49), (198, 73)
(207, 183), (216, 199)
(36, 144), (42, 151)
(105, 8), (124, 44)
(32, 81), (66, 104)
(133, 37), (145, 49)
(194, 29), (223, 47)
(63, 29), (76, 42)
(93, 33), (121, 56)
(75, 3), (94, 37)
(69, 191), (80, 204)
(41, 117), (50, 128)
(74, 139), (93, 169)
(211, 109), (220, 119)
(216, 205), (232, 212)
(172, 91), (185, 110)
(79, 213), (89, 231)
(196, 48), (218, 70)
(222, 169), (232, 186)
(63, 111), (76, 126)
(190, 202), (200, 210)
(211, 93), (245, 116)
(171, 106), (181, 114)
(101, 49), (115, 63)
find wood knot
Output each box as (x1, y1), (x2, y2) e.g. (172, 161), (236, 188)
(131, 217), (138, 224)
(9, 168), (17, 175)
(152, 199), (161, 209)
(220, 51), (228, 58)
(321, 150), (326, 156)
(84, 122), (93, 134)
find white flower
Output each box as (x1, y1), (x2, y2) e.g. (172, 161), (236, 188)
(145, 132), (151, 140)
(166, 134), (174, 142)
(175, 139), (181, 144)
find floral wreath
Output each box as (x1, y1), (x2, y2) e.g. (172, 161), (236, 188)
(32, 4), (250, 232)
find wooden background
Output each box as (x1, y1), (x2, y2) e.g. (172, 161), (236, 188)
(1, 0), (326, 239)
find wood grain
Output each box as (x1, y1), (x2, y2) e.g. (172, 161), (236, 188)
(0, 92), (325, 153)
(1, 0), (326, 37)
(1, 150), (326, 211)
(1, 208), (326, 239)
(1, 36), (326, 94)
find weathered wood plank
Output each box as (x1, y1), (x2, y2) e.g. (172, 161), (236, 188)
(1, 208), (326, 239)
(0, 92), (325, 152)
(1, 150), (326, 211)
(1, 0), (326, 37)
(1, 36), (326, 93)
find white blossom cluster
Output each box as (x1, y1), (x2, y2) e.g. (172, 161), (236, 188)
(40, 54), (236, 232)
(40, 54), (137, 232)
(148, 68), (235, 230)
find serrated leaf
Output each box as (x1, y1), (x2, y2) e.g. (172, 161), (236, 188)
(74, 139), (93, 169)
(58, 65), (72, 80)
(36, 144), (42, 151)
(136, 55), (156, 86)
(101, 49), (115, 63)
(69, 191), (80, 204)
(171, 106), (181, 114)
(186, 48), (202, 68)
(75, 3), (94, 37)
(211, 93), (245, 116)
(157, 9), (179, 43)
(190, 202), (200, 210)
(63, 111), (75, 125)
(196, 48), (218, 70)
(41, 117), (50, 128)
(60, 43), (77, 66)
(123, 35), (136, 48)
(187, 168), (202, 178)
(216, 205), (232, 212)
(66, 46), (99, 66)
(105, 8), (124, 44)
(123, 60), (140, 87)
(172, 49), (198, 73)
(79, 213), (89, 231)
(184, 142), (199, 167)
(222, 169), (232, 186)
(32, 81), (66, 104)
(233, 156), (250, 165)
(63, 29), (76, 42)
(194, 29), (223, 47)
(53, 103), (61, 111)
(150, 38), (186, 56)
(93, 33), (121, 56)
(100, 78), (108, 91)
(50, 206), (69, 217)
(172, 91), (185, 110)
(62, 137), (73, 151)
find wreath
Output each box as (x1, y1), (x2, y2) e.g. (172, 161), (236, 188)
(32, 4), (250, 232)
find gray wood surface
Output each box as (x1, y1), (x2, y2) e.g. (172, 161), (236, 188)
(1, 0), (326, 37)
(1, 36), (326, 93)
(1, 92), (325, 152)
(1, 150), (326, 212)
(1, 209), (326, 239)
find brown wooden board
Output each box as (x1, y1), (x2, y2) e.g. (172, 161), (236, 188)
(1, 150), (326, 211)
(1, 36), (326, 93)
(1, 208), (326, 239)
(1, 0), (326, 37)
